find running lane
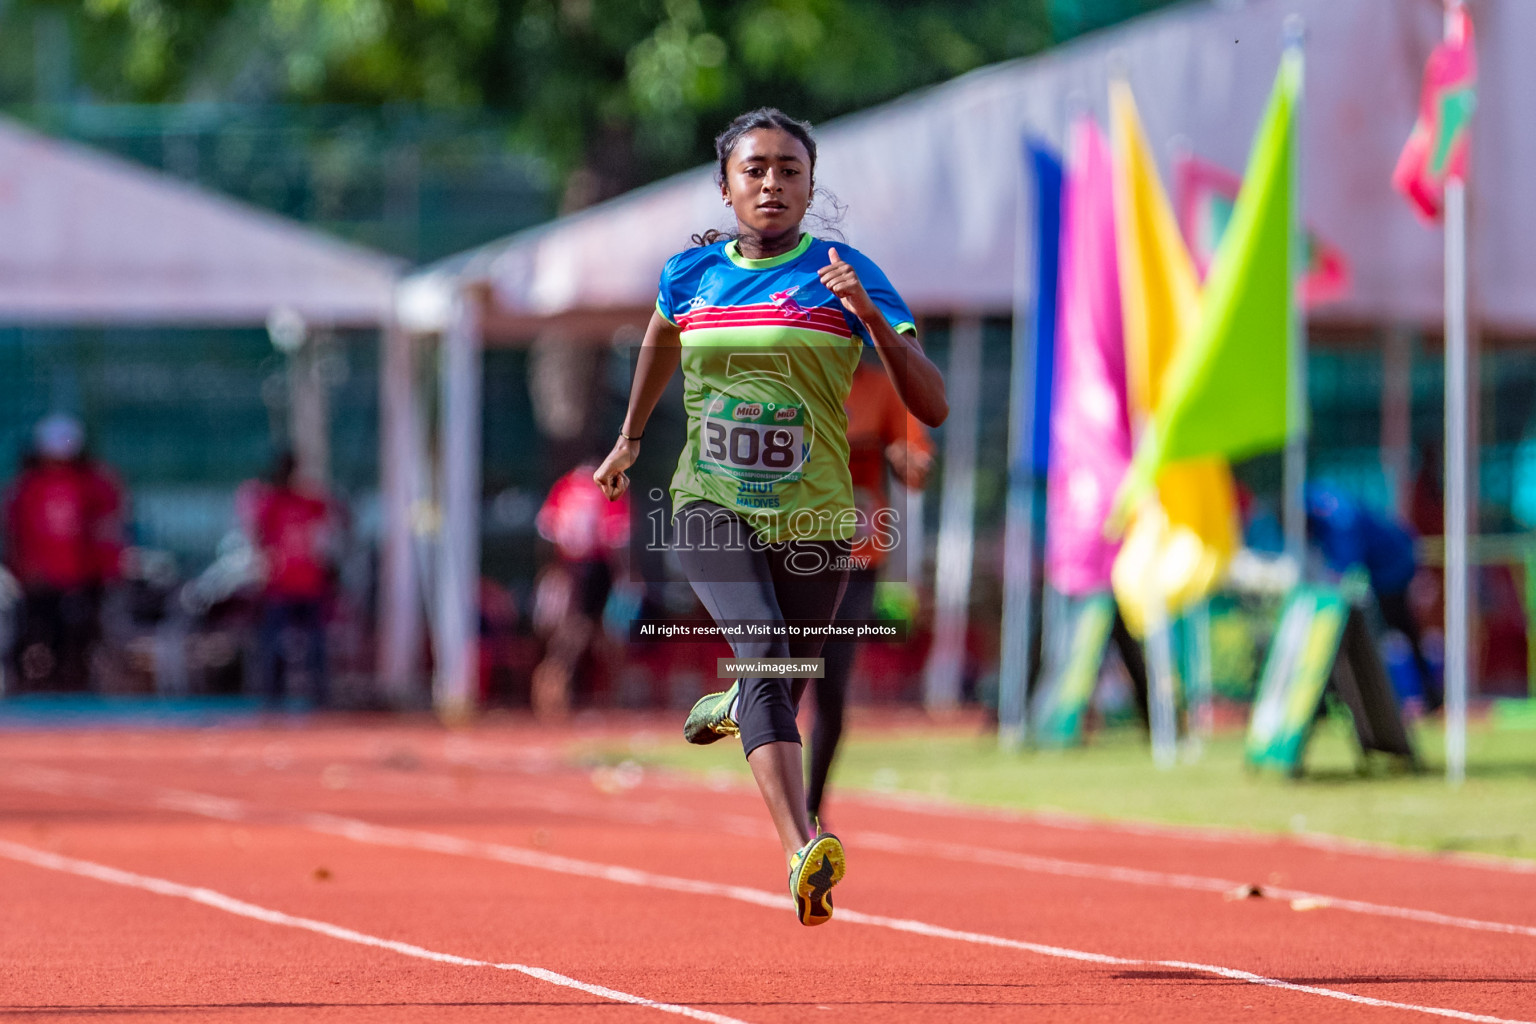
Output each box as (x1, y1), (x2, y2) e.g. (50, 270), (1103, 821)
(3, 721), (1535, 1023)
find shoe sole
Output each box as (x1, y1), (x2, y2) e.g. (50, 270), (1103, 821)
(792, 833), (845, 927)
(682, 686), (739, 745)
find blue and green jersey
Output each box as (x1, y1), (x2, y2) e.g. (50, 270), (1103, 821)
(657, 233), (915, 542)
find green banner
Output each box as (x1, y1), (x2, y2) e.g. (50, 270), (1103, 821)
(1245, 585), (1350, 773)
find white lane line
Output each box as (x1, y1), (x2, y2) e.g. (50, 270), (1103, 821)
(12, 763), (1536, 943)
(0, 838), (750, 1024)
(288, 762), (1536, 939)
(6, 767), (1530, 1024)
(833, 789), (1536, 876)
(339, 766), (1536, 939)
(853, 831), (1536, 940)
(30, 726), (1536, 876)
(400, 735), (1536, 878)
(342, 766), (1536, 941)
(831, 909), (1533, 1024)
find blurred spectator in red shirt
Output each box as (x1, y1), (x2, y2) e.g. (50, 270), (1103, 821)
(4, 415), (125, 691)
(242, 452), (339, 710)
(530, 461), (629, 719)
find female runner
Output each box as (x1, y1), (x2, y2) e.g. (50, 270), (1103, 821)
(593, 107), (946, 926)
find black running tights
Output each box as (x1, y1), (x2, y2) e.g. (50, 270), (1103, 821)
(672, 501), (849, 757)
(806, 566), (877, 819)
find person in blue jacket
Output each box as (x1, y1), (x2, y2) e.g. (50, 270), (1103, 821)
(1306, 484), (1442, 711)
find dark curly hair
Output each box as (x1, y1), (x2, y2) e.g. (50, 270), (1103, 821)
(692, 107), (843, 246)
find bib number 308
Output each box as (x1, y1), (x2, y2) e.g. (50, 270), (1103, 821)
(703, 420), (800, 469)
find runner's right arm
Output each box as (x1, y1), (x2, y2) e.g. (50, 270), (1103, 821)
(593, 309), (682, 501)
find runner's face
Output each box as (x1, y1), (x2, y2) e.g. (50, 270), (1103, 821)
(722, 128), (812, 239)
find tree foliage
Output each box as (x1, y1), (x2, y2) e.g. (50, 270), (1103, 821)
(5, 0), (1072, 205)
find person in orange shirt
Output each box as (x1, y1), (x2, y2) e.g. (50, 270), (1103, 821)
(806, 354), (933, 823)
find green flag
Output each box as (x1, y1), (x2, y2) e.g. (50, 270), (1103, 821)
(1118, 52), (1300, 508)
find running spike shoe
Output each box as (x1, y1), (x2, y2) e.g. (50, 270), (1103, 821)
(682, 680), (740, 745)
(788, 831), (845, 927)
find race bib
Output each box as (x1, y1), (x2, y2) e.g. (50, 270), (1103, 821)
(697, 394), (807, 483)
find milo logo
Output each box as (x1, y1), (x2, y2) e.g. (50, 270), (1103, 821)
(775, 407), (798, 422)
(733, 403), (764, 421)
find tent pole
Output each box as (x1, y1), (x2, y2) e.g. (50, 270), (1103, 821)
(378, 317), (424, 707)
(288, 334), (330, 487)
(924, 315), (982, 713)
(433, 288), (483, 722)
(1381, 324), (1414, 517)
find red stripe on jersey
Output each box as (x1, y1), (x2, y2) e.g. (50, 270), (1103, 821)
(682, 313), (851, 332)
(681, 304), (848, 322)
(679, 303), (852, 336)
(681, 318), (854, 338)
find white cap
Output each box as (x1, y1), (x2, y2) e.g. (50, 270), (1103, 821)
(34, 414), (84, 460)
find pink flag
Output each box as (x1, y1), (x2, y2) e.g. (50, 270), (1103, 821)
(1392, 7), (1477, 223)
(1045, 117), (1133, 596)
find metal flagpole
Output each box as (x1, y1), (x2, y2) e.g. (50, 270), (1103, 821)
(924, 316), (982, 713)
(1445, 174), (1469, 785)
(1145, 579), (1179, 770)
(1442, 0), (1470, 787)
(1188, 598), (1214, 746)
(999, 144), (1045, 749)
(997, 323), (1038, 747)
(1282, 15), (1308, 570)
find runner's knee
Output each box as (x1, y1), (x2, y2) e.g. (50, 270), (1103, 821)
(737, 674), (801, 755)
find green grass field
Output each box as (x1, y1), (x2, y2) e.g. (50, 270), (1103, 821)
(584, 712), (1536, 862)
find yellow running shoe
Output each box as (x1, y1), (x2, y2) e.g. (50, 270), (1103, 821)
(788, 831), (845, 927)
(682, 680), (740, 745)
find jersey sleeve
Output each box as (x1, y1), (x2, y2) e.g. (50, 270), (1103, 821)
(843, 249), (916, 344)
(655, 252), (683, 326)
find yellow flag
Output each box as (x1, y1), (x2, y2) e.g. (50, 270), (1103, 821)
(1108, 80), (1238, 635)
(1110, 79), (1201, 422)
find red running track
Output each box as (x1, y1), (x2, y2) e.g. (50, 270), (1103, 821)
(2, 716), (1535, 1023)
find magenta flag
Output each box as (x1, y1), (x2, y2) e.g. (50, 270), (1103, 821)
(1045, 116), (1133, 596)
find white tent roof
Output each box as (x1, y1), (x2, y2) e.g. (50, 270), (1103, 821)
(426, 0), (1534, 337)
(0, 115), (398, 326)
